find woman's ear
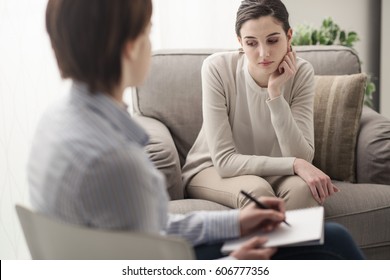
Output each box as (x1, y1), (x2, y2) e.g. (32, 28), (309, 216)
(123, 37), (143, 62)
(123, 40), (135, 61)
(287, 28), (293, 51)
(237, 36), (243, 46)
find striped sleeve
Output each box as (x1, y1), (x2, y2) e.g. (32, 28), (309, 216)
(165, 210), (240, 246)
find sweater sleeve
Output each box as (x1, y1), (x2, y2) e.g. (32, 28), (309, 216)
(267, 61), (315, 162)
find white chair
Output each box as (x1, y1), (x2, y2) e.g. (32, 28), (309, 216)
(15, 204), (195, 260)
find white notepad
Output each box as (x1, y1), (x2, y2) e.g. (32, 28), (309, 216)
(221, 206), (324, 254)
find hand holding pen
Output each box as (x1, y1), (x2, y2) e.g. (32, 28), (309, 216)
(238, 191), (290, 237)
(241, 190), (291, 227)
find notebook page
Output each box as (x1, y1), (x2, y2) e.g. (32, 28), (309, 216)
(221, 206), (324, 253)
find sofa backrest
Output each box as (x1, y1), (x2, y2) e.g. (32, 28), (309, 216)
(134, 46), (361, 166)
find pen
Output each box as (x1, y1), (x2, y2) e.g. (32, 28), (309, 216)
(240, 190), (291, 227)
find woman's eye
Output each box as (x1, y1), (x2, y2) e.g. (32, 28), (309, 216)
(246, 41), (257, 47)
(267, 38), (279, 44)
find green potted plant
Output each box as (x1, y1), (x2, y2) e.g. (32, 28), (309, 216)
(292, 17), (375, 107)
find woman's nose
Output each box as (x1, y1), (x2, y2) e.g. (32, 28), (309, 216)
(258, 45), (270, 58)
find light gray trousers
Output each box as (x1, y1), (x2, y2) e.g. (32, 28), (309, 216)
(186, 166), (320, 210)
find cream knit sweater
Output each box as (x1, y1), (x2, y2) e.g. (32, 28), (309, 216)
(182, 50), (315, 187)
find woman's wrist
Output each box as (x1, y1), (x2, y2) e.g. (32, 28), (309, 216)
(267, 86), (281, 99)
(293, 158), (303, 174)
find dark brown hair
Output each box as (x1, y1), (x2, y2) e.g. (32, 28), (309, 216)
(235, 0), (290, 37)
(46, 0), (152, 94)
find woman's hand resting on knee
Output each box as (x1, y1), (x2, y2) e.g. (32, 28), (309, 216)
(293, 158), (340, 204)
(230, 197), (285, 259)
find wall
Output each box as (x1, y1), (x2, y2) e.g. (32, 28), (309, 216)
(381, 0), (390, 118)
(0, 0), (69, 259)
(284, 0), (381, 110)
(151, 0), (381, 110)
(150, 0), (240, 50)
(0, 0), (383, 259)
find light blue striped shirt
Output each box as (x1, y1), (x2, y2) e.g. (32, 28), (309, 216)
(28, 82), (240, 246)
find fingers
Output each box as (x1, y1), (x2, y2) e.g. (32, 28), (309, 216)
(268, 51), (296, 94)
(311, 177), (342, 204)
(230, 236), (277, 260)
(257, 208), (285, 224)
(256, 197), (286, 224)
(308, 184), (322, 204)
(239, 200), (285, 236)
(247, 247), (277, 260)
(278, 51), (296, 74)
(295, 159), (341, 204)
(283, 51), (296, 72)
(278, 60), (295, 76)
(242, 236), (268, 249)
(278, 61), (286, 74)
(310, 181), (331, 205)
(259, 196), (285, 213)
(260, 219), (282, 232)
(326, 181), (334, 196)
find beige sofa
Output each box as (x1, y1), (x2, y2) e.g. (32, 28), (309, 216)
(133, 46), (390, 259)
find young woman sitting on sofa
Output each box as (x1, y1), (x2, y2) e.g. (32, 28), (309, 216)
(182, 0), (339, 210)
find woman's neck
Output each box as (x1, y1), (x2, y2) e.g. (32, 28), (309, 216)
(248, 64), (269, 88)
(109, 81), (127, 106)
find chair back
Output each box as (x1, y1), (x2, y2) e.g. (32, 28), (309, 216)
(15, 204), (195, 260)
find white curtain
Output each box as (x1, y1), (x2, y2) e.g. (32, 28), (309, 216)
(0, 0), (70, 259)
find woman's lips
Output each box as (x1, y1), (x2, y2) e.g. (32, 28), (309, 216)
(259, 61), (273, 66)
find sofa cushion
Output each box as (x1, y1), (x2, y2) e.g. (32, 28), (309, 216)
(295, 45), (361, 75)
(134, 50), (212, 167)
(168, 199), (231, 214)
(313, 73), (366, 182)
(134, 115), (184, 200)
(357, 106), (390, 184)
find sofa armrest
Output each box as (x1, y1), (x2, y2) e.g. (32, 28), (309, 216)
(356, 106), (390, 184)
(133, 115), (184, 200)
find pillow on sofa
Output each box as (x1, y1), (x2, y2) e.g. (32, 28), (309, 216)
(313, 73), (366, 182)
(133, 115), (184, 200)
(357, 106), (390, 184)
